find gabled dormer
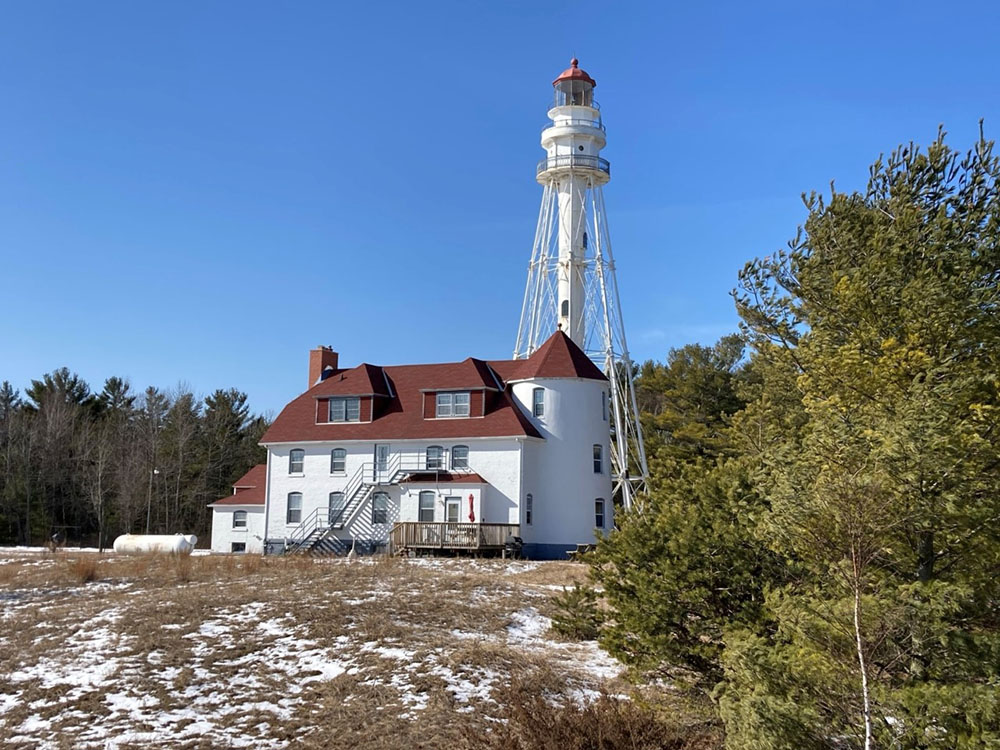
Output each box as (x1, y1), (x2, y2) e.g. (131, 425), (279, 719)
(420, 358), (502, 419)
(312, 363), (393, 425)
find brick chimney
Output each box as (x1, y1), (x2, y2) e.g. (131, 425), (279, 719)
(308, 346), (339, 388)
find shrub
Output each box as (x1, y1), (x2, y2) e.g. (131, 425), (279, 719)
(550, 582), (602, 641)
(483, 686), (721, 750)
(68, 557), (100, 584)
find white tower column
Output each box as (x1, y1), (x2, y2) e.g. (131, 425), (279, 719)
(515, 59), (649, 510)
(557, 178), (587, 344)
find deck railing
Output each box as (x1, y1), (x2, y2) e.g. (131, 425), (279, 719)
(390, 522), (520, 552)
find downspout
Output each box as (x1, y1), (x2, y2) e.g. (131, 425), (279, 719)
(261, 447), (271, 555)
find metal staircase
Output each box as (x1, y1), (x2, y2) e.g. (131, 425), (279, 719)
(283, 453), (473, 556)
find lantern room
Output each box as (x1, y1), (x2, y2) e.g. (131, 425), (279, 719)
(552, 58), (597, 108)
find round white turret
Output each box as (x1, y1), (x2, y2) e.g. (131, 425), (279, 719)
(510, 374), (613, 555)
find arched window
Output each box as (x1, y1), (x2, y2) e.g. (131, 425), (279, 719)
(451, 445), (469, 470)
(329, 492), (345, 525)
(525, 493), (533, 525)
(289, 449), (305, 474)
(532, 387), (545, 417)
(593, 444), (603, 474)
(372, 492), (389, 524)
(426, 445), (444, 470)
(418, 491), (435, 522)
(232, 510), (247, 529)
(286, 492), (302, 524)
(330, 448), (346, 474)
(595, 498), (605, 529)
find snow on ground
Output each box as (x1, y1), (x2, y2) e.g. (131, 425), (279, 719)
(0, 556), (626, 747)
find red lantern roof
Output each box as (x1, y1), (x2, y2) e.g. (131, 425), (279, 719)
(552, 58), (596, 87)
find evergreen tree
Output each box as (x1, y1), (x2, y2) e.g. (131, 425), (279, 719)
(589, 337), (782, 689)
(722, 129), (1000, 748)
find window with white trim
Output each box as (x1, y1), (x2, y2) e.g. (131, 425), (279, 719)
(328, 397), (361, 422)
(525, 493), (533, 525)
(289, 449), (304, 474)
(286, 492), (302, 524)
(329, 492), (345, 525)
(451, 445), (469, 470)
(330, 448), (346, 474)
(593, 444), (603, 474)
(418, 491), (435, 522)
(595, 498), (605, 529)
(426, 445), (444, 470)
(372, 492), (389, 525)
(435, 391), (470, 418)
(232, 510), (247, 529)
(533, 387), (544, 417)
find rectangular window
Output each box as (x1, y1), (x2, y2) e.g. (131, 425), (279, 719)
(330, 448), (346, 474)
(372, 492), (389, 525)
(436, 392), (452, 417)
(329, 397), (361, 422)
(436, 392), (470, 418)
(451, 445), (469, 470)
(426, 446), (444, 470)
(232, 510), (247, 529)
(533, 387), (544, 417)
(231, 542), (246, 553)
(525, 493), (533, 525)
(602, 391), (607, 422)
(289, 449), (304, 474)
(287, 493), (302, 525)
(418, 491), (435, 523)
(595, 499), (605, 529)
(593, 444), (603, 474)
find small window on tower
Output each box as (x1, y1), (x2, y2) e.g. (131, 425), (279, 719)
(578, 145), (584, 152)
(533, 387), (544, 418)
(561, 300), (569, 317)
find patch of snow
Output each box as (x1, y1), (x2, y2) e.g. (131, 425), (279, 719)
(507, 607), (551, 642)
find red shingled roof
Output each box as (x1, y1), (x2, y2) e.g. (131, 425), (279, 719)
(311, 363), (392, 397)
(233, 464), (266, 489)
(402, 472), (488, 484)
(260, 332), (603, 445)
(210, 464), (266, 506)
(491, 331), (607, 382)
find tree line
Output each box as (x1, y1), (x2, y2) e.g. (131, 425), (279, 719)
(0, 371), (268, 549)
(591, 129), (1000, 747)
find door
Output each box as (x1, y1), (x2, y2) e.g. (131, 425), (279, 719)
(329, 492), (346, 527)
(374, 444), (390, 482)
(445, 497), (461, 523)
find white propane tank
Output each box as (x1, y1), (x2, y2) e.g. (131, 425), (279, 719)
(112, 534), (198, 555)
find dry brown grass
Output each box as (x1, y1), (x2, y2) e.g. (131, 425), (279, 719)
(65, 556), (100, 584)
(0, 551), (716, 749)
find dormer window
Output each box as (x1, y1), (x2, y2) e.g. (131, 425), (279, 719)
(436, 392), (470, 418)
(329, 397), (361, 423)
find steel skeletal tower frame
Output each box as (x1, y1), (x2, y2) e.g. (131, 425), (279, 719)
(514, 59), (648, 509)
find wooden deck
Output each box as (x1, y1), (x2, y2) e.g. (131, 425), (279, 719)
(390, 522), (520, 553)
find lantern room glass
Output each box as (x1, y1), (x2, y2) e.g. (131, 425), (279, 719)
(554, 79), (594, 108)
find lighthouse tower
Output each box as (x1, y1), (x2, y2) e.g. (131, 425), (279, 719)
(515, 59), (648, 509)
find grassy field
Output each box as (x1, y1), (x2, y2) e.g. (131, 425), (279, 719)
(0, 550), (719, 749)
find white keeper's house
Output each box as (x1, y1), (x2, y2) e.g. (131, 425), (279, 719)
(209, 331), (613, 559)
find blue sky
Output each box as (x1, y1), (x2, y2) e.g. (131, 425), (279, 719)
(2, 1), (998, 415)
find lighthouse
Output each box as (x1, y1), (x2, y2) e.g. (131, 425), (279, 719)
(515, 59), (648, 509)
